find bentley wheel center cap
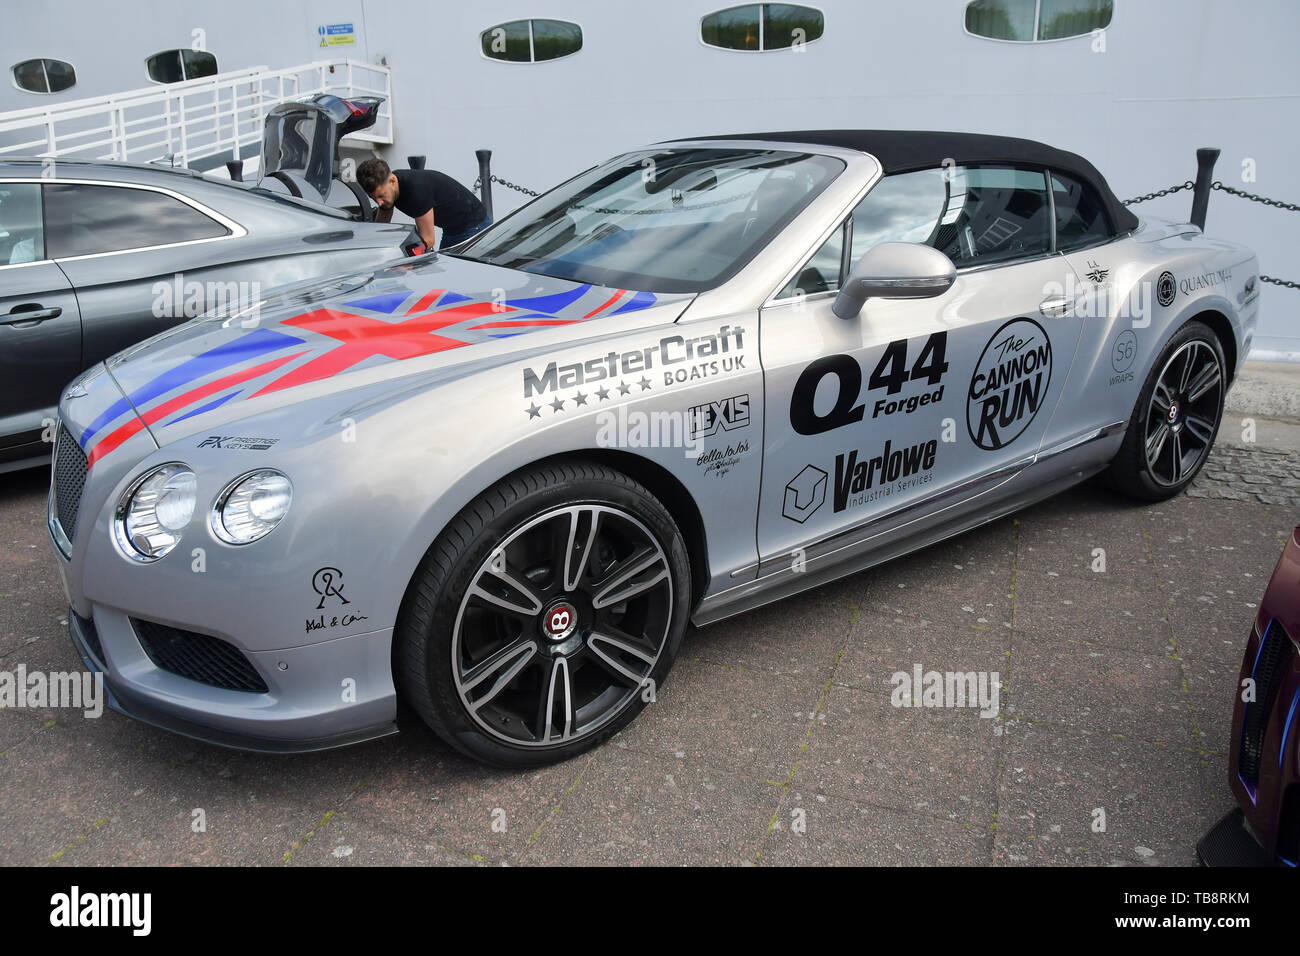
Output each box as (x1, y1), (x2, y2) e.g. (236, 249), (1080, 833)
(542, 601), (579, 642)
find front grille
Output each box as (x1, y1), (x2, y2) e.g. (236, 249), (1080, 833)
(73, 611), (105, 669)
(53, 424), (89, 542)
(1239, 620), (1294, 790)
(131, 619), (269, 693)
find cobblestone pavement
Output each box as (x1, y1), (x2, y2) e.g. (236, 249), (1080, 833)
(1189, 441), (1300, 508)
(0, 446), (1295, 866)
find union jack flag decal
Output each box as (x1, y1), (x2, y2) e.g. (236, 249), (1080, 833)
(76, 282), (658, 467)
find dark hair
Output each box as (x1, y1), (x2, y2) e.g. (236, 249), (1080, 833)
(356, 158), (392, 194)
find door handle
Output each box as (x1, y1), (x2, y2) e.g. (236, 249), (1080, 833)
(0, 304), (63, 326)
(1039, 297), (1072, 318)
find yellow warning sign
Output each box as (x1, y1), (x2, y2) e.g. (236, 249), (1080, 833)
(317, 23), (356, 47)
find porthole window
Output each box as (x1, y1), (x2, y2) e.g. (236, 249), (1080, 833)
(701, 4), (824, 52)
(964, 0), (1112, 42)
(146, 49), (219, 84)
(480, 20), (582, 63)
(11, 58), (76, 94)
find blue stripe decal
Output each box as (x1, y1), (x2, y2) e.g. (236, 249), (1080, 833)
(76, 397), (134, 449)
(165, 390), (241, 426)
(343, 292), (409, 314)
(504, 284), (591, 314)
(439, 291), (473, 306)
(610, 290), (656, 315)
(81, 328), (303, 447)
(1280, 687), (1300, 770)
(488, 332), (530, 338)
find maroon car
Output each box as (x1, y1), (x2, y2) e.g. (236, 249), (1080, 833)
(1198, 524), (1300, 866)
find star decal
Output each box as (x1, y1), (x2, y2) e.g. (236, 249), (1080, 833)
(638, 376), (652, 391)
(573, 390), (588, 406)
(550, 396), (564, 412)
(617, 381), (631, 396)
(596, 386), (610, 401)
(525, 402), (542, 419)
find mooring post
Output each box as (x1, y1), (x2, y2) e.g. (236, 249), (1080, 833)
(1190, 147), (1220, 230)
(476, 149), (494, 219)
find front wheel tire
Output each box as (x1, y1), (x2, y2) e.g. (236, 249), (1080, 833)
(395, 461), (692, 767)
(1105, 320), (1226, 501)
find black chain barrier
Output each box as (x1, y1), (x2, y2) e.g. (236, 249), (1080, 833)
(1210, 181), (1300, 213)
(1260, 275), (1300, 290)
(473, 174), (540, 197)
(1119, 179), (1300, 290)
(1120, 180), (1195, 205)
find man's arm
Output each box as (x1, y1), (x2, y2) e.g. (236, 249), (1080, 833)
(374, 206), (393, 223)
(413, 209), (437, 249)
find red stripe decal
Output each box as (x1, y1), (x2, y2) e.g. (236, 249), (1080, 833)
(87, 352), (306, 468)
(86, 418), (147, 469)
(405, 289), (444, 315)
(583, 289), (626, 318)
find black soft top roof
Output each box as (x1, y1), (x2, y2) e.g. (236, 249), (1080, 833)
(672, 129), (1137, 233)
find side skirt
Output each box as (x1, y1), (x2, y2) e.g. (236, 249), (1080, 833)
(691, 425), (1124, 628)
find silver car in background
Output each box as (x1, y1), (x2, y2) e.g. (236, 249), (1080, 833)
(47, 130), (1257, 766)
(0, 158), (419, 470)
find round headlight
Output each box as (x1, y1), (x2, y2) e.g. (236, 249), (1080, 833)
(114, 463), (197, 561)
(212, 470), (292, 545)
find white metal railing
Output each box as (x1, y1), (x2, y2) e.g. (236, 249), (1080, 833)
(0, 59), (392, 168)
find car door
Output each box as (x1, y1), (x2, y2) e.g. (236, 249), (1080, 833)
(756, 164), (1085, 570)
(42, 180), (242, 370)
(1046, 168), (1137, 452)
(0, 181), (82, 456)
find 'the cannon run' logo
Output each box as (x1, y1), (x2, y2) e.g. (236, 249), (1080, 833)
(967, 318), (1052, 451)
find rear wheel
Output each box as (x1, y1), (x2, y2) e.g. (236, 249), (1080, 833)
(1105, 320), (1225, 501)
(395, 461), (691, 767)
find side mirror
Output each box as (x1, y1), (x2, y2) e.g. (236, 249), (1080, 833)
(832, 242), (956, 320)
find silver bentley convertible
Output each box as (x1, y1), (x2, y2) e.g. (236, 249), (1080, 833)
(47, 130), (1258, 766)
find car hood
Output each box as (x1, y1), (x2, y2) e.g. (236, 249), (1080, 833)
(82, 254), (689, 466)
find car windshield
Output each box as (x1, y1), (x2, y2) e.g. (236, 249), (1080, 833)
(455, 147), (844, 293)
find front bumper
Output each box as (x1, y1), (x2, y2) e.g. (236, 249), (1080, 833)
(1196, 808), (1277, 867)
(68, 607), (398, 754)
(49, 365), (402, 754)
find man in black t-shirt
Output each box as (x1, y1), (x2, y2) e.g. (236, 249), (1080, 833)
(356, 158), (491, 249)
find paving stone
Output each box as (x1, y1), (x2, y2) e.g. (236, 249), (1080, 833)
(793, 683), (1003, 826)
(283, 811), (484, 867)
(520, 746), (777, 865)
(760, 789), (990, 866)
(611, 657), (820, 781)
(992, 719), (1228, 867)
(1007, 633), (1193, 746)
(835, 607), (1008, 697)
